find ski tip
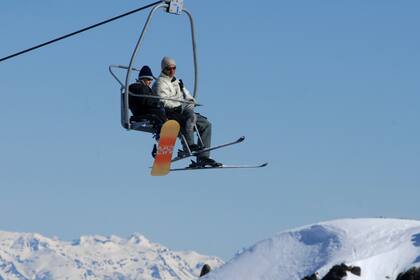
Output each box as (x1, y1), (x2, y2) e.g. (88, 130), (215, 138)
(238, 136), (245, 142)
(260, 162), (268, 168)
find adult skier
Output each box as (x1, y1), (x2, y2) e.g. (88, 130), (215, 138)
(153, 56), (221, 167)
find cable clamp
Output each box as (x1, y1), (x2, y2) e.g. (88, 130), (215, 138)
(168, 0), (183, 15)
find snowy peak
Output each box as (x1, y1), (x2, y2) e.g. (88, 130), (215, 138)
(207, 218), (420, 280)
(127, 233), (152, 246)
(0, 231), (223, 280)
(10, 233), (52, 252)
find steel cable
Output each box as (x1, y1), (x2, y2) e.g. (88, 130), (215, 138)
(0, 1), (162, 63)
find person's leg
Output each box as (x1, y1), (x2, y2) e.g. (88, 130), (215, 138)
(166, 109), (196, 153)
(195, 113), (211, 158)
(183, 108), (197, 147)
(187, 114), (220, 167)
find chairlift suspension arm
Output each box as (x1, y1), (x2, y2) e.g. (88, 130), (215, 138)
(124, 2), (168, 127)
(123, 0), (199, 129)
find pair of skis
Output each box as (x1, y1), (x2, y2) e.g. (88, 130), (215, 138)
(151, 120), (267, 176)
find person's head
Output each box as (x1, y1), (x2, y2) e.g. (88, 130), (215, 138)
(138, 65), (154, 87)
(161, 56), (176, 78)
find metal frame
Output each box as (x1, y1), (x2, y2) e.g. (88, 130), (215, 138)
(118, 0), (199, 130)
(109, 65), (141, 89)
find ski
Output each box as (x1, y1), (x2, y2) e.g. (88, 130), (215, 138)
(171, 136), (245, 162)
(170, 162), (268, 171)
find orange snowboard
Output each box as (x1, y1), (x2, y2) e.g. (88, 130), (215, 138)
(151, 120), (180, 176)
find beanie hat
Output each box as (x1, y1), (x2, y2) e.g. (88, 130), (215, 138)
(161, 56), (176, 70)
(138, 65), (154, 80)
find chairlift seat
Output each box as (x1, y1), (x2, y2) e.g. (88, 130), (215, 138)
(129, 113), (165, 134)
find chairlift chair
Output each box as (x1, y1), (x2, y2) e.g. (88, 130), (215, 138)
(109, 0), (201, 153)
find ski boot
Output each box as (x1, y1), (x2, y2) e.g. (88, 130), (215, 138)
(189, 157), (222, 168)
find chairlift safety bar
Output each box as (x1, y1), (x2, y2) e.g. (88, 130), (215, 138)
(109, 65), (141, 89)
(109, 65), (201, 105)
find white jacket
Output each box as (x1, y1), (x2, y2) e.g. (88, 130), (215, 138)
(153, 73), (195, 109)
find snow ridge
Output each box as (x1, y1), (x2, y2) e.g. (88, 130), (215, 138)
(0, 231), (223, 280)
(206, 218), (420, 280)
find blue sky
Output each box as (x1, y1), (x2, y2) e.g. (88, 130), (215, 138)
(1, 1), (419, 260)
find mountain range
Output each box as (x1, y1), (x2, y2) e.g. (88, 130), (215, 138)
(0, 231), (223, 280)
(1, 218), (419, 280)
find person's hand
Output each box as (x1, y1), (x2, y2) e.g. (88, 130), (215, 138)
(187, 97), (196, 107)
(185, 97), (195, 110)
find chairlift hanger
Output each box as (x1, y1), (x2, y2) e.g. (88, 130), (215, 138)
(109, 0), (198, 131)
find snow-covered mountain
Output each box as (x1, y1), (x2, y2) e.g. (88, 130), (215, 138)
(206, 218), (420, 280)
(2, 219), (419, 280)
(0, 231), (223, 280)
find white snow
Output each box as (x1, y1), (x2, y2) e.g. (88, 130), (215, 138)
(1, 218), (419, 280)
(0, 231), (223, 280)
(206, 218), (420, 280)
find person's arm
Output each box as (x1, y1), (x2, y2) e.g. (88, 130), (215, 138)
(154, 79), (171, 98)
(153, 79), (172, 109)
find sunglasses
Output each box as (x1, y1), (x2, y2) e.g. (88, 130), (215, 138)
(165, 66), (176, 71)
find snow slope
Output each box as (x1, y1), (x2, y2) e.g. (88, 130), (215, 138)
(0, 231), (223, 280)
(206, 218), (420, 280)
(1, 219), (419, 280)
